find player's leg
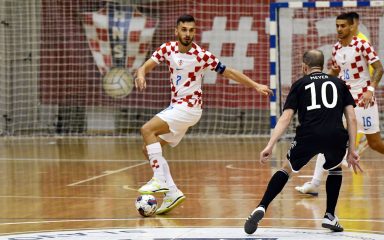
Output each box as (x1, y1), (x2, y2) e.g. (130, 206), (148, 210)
(322, 166), (344, 232)
(154, 105), (202, 214)
(366, 132), (384, 154)
(244, 162), (292, 234)
(321, 133), (348, 232)
(294, 154), (325, 196)
(155, 129), (188, 215)
(244, 137), (315, 234)
(138, 116), (172, 194)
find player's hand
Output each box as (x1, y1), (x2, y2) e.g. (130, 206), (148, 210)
(260, 145), (273, 164)
(135, 77), (147, 92)
(346, 150), (363, 174)
(358, 91), (373, 109)
(255, 83), (273, 96)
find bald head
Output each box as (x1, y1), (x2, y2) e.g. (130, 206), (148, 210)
(303, 50), (324, 70)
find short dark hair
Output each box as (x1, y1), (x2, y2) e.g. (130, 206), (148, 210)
(347, 11), (359, 21)
(336, 12), (354, 25)
(176, 14), (195, 25)
(303, 50), (324, 69)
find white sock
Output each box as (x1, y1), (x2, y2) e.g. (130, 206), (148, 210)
(311, 154), (325, 187)
(146, 142), (177, 192)
(146, 142), (167, 181)
(163, 162), (178, 193)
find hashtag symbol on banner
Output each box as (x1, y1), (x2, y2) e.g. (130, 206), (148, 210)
(202, 16), (258, 84)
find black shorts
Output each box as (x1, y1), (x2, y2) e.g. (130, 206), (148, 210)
(286, 133), (348, 172)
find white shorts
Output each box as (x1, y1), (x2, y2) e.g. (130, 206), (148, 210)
(355, 103), (380, 134)
(156, 105), (202, 147)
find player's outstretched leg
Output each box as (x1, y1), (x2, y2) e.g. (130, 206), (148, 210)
(244, 206), (265, 234)
(322, 213), (344, 232)
(155, 189), (186, 215)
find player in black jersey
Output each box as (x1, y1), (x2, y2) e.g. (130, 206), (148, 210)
(244, 50), (362, 234)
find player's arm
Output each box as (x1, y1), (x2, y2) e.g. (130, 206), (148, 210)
(260, 109), (294, 164)
(369, 60), (383, 89)
(359, 60), (383, 108)
(135, 58), (158, 92)
(343, 105), (362, 174)
(222, 67), (273, 96)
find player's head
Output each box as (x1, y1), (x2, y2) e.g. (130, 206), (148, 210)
(347, 11), (360, 35)
(302, 50), (324, 74)
(175, 14), (196, 47)
(336, 13), (354, 39)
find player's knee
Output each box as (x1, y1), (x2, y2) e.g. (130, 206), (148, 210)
(140, 124), (152, 137)
(329, 167), (342, 175)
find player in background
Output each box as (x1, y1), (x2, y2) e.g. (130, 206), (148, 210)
(135, 14), (272, 215)
(348, 11), (372, 150)
(295, 12), (384, 196)
(244, 50), (361, 234)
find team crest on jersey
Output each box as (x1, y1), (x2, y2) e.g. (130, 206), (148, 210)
(178, 59), (183, 66)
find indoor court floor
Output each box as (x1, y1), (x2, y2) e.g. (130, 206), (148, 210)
(0, 137), (382, 239)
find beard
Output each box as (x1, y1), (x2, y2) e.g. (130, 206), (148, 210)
(179, 36), (193, 46)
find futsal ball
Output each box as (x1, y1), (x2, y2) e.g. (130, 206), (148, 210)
(135, 195), (157, 217)
(102, 68), (134, 98)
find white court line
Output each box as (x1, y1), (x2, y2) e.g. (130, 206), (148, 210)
(0, 158), (269, 162)
(0, 217), (383, 226)
(67, 162), (147, 186)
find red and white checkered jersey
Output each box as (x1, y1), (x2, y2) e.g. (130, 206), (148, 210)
(151, 41), (220, 108)
(331, 36), (380, 102)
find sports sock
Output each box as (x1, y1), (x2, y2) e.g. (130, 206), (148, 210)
(326, 167), (342, 215)
(311, 154), (325, 187)
(162, 160), (178, 193)
(146, 142), (167, 181)
(259, 169), (290, 210)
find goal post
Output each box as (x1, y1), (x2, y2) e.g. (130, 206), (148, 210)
(270, 1), (384, 136)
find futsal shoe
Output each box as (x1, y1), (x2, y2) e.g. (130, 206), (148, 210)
(244, 206), (265, 234)
(138, 177), (169, 194)
(156, 189), (186, 215)
(294, 182), (319, 196)
(322, 213), (344, 232)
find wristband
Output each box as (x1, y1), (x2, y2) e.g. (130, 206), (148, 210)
(367, 86), (375, 93)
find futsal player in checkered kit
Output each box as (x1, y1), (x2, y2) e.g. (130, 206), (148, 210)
(244, 49), (362, 234)
(135, 14), (272, 214)
(296, 12), (384, 196)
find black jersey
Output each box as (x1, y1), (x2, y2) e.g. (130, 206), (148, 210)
(284, 72), (356, 138)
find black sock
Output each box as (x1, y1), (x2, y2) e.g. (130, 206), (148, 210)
(259, 169), (290, 210)
(326, 167), (342, 216)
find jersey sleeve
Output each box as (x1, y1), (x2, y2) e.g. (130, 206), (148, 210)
(200, 50), (220, 71)
(150, 43), (167, 64)
(283, 81), (300, 112)
(360, 40), (380, 65)
(331, 45), (339, 69)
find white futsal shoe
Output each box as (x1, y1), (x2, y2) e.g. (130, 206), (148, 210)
(156, 189), (186, 215)
(322, 213), (344, 232)
(294, 182), (319, 196)
(138, 177), (169, 194)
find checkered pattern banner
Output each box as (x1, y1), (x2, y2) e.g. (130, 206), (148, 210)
(82, 2), (158, 75)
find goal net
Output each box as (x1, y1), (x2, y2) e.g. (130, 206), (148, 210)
(0, 0), (271, 137)
(272, 1), (384, 137)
